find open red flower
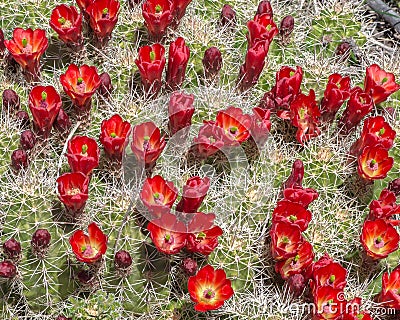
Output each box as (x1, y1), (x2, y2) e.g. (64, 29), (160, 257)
(69, 223), (107, 263)
(246, 13), (278, 49)
(313, 287), (345, 319)
(215, 106), (252, 145)
(60, 64), (101, 110)
(364, 64), (400, 105)
(360, 219), (399, 260)
(135, 43), (166, 96)
(368, 188), (400, 221)
(50, 5), (83, 46)
(131, 121), (166, 167)
(66, 135), (100, 175)
(341, 297), (373, 320)
(310, 262), (347, 293)
(176, 176), (210, 214)
(320, 73), (351, 122)
(357, 145), (394, 180)
(28, 85), (62, 138)
(140, 175), (178, 216)
(168, 91), (195, 135)
(250, 107), (271, 145)
(142, 0), (174, 41)
(192, 122), (227, 158)
(4, 28), (48, 81)
(186, 226), (223, 255)
(166, 37), (190, 91)
(86, 0), (120, 44)
(272, 200), (312, 231)
(270, 222), (303, 261)
(377, 266), (400, 309)
(147, 213), (187, 254)
(57, 172), (89, 215)
(188, 265), (234, 312)
(283, 186), (319, 208)
(99, 114), (131, 162)
(306, 253), (334, 280)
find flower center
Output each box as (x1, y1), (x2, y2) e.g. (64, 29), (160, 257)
(153, 192), (165, 204)
(329, 275), (335, 284)
(281, 236), (289, 244)
(203, 289), (215, 299)
(289, 215), (297, 222)
(374, 236), (384, 248)
(381, 77), (388, 84)
(367, 159), (378, 171)
(289, 71), (295, 77)
(378, 128), (385, 136)
(143, 136), (151, 151)
(149, 51), (156, 61)
(21, 38), (28, 48)
(197, 232), (206, 240)
(155, 4), (163, 13)
(299, 108), (306, 119)
(209, 135), (216, 143)
(102, 8), (110, 18)
(110, 132), (117, 138)
(81, 144), (88, 156)
(164, 233), (173, 244)
(39, 91), (48, 108)
(81, 244), (98, 258)
(229, 126), (238, 135)
(358, 95), (366, 104)
(58, 17), (72, 28)
(66, 187), (81, 196)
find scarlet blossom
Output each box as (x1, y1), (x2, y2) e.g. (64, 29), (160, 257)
(131, 121), (166, 168)
(310, 262), (347, 293)
(250, 107), (271, 145)
(257, 1), (273, 16)
(306, 253), (334, 280)
(86, 0), (120, 45)
(176, 176), (210, 214)
(357, 145), (393, 180)
(140, 175), (178, 216)
(272, 200), (312, 231)
(275, 241), (314, 280)
(4, 28), (48, 82)
(186, 226), (223, 255)
(364, 64), (400, 105)
(28, 85), (62, 137)
(60, 64), (101, 110)
(338, 87), (373, 135)
(368, 188), (400, 221)
(166, 37), (190, 91)
(99, 114), (131, 162)
(215, 106), (252, 145)
(290, 89), (321, 144)
(168, 91), (195, 135)
(202, 47), (223, 80)
(313, 286), (345, 319)
(192, 122), (227, 158)
(66, 135), (100, 176)
(135, 43), (166, 96)
(69, 223), (108, 263)
(283, 186), (319, 208)
(377, 265), (400, 309)
(57, 172), (89, 215)
(188, 265), (234, 312)
(320, 73), (351, 122)
(270, 222), (303, 261)
(147, 213), (187, 254)
(246, 13), (278, 49)
(360, 219), (399, 260)
(49, 5), (83, 47)
(76, 0), (93, 11)
(237, 41), (267, 92)
(342, 297), (373, 320)
(283, 159), (304, 189)
(142, 0), (174, 41)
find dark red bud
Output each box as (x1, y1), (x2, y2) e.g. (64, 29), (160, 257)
(98, 72), (113, 99)
(257, 1), (273, 15)
(114, 250), (133, 269)
(220, 4), (236, 27)
(388, 178), (400, 197)
(0, 261), (17, 279)
(181, 257), (198, 275)
(203, 47), (222, 80)
(11, 149), (28, 171)
(53, 109), (71, 133)
(16, 111), (30, 128)
(280, 15), (294, 37)
(0, 28), (5, 56)
(77, 269), (94, 284)
(56, 316), (72, 320)
(287, 273), (306, 297)
(2, 89), (20, 113)
(3, 238), (21, 260)
(335, 41), (351, 57)
(20, 130), (36, 150)
(31, 229), (51, 250)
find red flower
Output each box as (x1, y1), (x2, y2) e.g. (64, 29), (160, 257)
(147, 213), (187, 254)
(290, 89), (321, 144)
(320, 73), (351, 122)
(99, 114), (131, 162)
(192, 122), (227, 158)
(270, 222), (303, 261)
(168, 91), (195, 135)
(166, 37), (190, 91)
(377, 266), (400, 309)
(66, 135), (100, 175)
(306, 253), (334, 280)
(188, 265), (234, 312)
(186, 226), (223, 255)
(86, 0), (120, 44)
(283, 186), (319, 208)
(246, 13), (278, 49)
(131, 121), (166, 167)
(176, 176), (210, 214)
(283, 159), (304, 189)
(140, 175), (178, 216)
(360, 219), (399, 260)
(275, 241), (314, 280)
(272, 200), (312, 231)
(49, 5), (83, 46)
(69, 222), (107, 263)
(338, 87), (373, 135)
(237, 41), (267, 92)
(135, 43), (166, 96)
(57, 172), (89, 215)
(357, 145), (393, 180)
(142, 0), (174, 41)
(28, 85), (62, 138)
(76, 0), (94, 11)
(60, 64), (101, 110)
(364, 64), (400, 105)
(310, 262), (347, 293)
(313, 287), (345, 319)
(215, 106), (252, 145)
(250, 107), (271, 145)
(4, 28), (48, 81)
(368, 188), (400, 221)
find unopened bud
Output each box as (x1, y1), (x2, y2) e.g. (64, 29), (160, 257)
(20, 130), (36, 150)
(0, 261), (17, 279)
(2, 89), (20, 113)
(114, 250), (133, 270)
(257, 1), (273, 15)
(287, 273), (306, 297)
(31, 229), (51, 258)
(16, 111), (30, 128)
(335, 41), (351, 58)
(3, 238), (22, 261)
(388, 178), (400, 197)
(203, 47), (222, 80)
(220, 4), (236, 28)
(98, 72), (113, 99)
(11, 149), (28, 171)
(280, 15), (294, 38)
(53, 109), (71, 133)
(181, 257), (198, 275)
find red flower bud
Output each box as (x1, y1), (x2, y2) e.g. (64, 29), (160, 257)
(220, 4), (236, 28)
(49, 5), (83, 47)
(135, 43), (166, 96)
(114, 250), (133, 269)
(2, 89), (20, 113)
(0, 261), (17, 279)
(250, 107), (271, 145)
(128, 0), (141, 8)
(283, 159), (304, 189)
(192, 123), (226, 158)
(66, 135), (100, 176)
(176, 176), (210, 214)
(31, 229), (51, 258)
(11, 149), (28, 171)
(357, 145), (393, 181)
(53, 109), (72, 133)
(279, 15), (294, 39)
(56, 316), (72, 320)
(142, 0), (174, 41)
(3, 238), (22, 261)
(377, 266), (400, 309)
(16, 111), (30, 128)
(57, 172), (89, 216)
(388, 178), (400, 196)
(168, 91), (195, 135)
(98, 72), (113, 99)
(181, 257), (198, 275)
(368, 188), (400, 221)
(166, 37), (190, 91)
(335, 41), (351, 57)
(172, 0), (192, 25)
(287, 273), (306, 297)
(247, 13), (278, 49)
(20, 130), (36, 150)
(202, 47), (222, 80)
(256, 1), (273, 16)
